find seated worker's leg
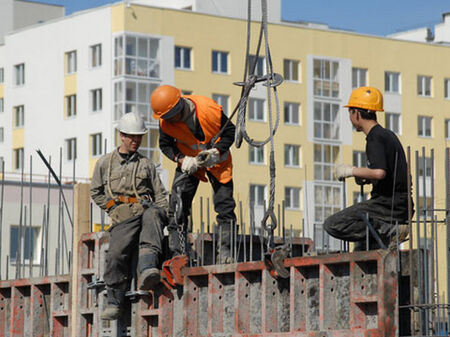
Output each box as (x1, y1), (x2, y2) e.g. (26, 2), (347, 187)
(138, 204), (168, 290)
(167, 168), (200, 257)
(208, 172), (237, 264)
(102, 215), (142, 320)
(323, 198), (380, 245)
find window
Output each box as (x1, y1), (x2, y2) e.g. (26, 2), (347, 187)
(0, 68), (3, 83)
(0, 98), (3, 113)
(285, 187), (301, 210)
(445, 79), (450, 99)
(417, 75), (432, 97)
(90, 88), (102, 112)
(314, 185), (341, 223)
(114, 80), (159, 122)
(14, 148), (24, 170)
(284, 102), (300, 125)
(90, 44), (102, 68)
(90, 133), (102, 156)
(0, 127), (3, 142)
(314, 144), (340, 181)
(385, 112), (401, 134)
(284, 59), (299, 82)
(10, 226), (40, 263)
(352, 151), (367, 167)
(175, 46), (192, 70)
(14, 64), (25, 86)
(384, 71), (400, 93)
(418, 116), (432, 137)
(65, 94), (76, 117)
(65, 51), (77, 74)
(212, 94), (229, 116)
(250, 184), (266, 207)
(446, 119), (450, 139)
(65, 138), (77, 161)
(313, 59), (339, 98)
(249, 145), (264, 164)
(212, 50), (228, 74)
(352, 67), (367, 88)
(313, 101), (339, 140)
(353, 191), (369, 204)
(418, 157), (432, 179)
(284, 144), (300, 167)
(248, 55), (264, 77)
(249, 98), (265, 121)
(114, 35), (160, 78)
(14, 105), (24, 127)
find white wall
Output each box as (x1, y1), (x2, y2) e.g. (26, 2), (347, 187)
(0, 0), (14, 45)
(13, 0), (64, 31)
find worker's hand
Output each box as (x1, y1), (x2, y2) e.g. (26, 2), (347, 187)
(197, 148), (220, 168)
(181, 156), (199, 174)
(335, 164), (354, 181)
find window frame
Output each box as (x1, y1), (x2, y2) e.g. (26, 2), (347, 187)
(249, 144), (265, 165)
(212, 94), (229, 116)
(175, 46), (192, 70)
(90, 44), (102, 68)
(418, 116), (432, 138)
(248, 98), (265, 122)
(384, 71), (401, 94)
(211, 50), (229, 74)
(249, 184), (266, 207)
(0, 68), (4, 84)
(9, 225), (41, 264)
(14, 63), (25, 86)
(0, 98), (3, 113)
(385, 112), (402, 135)
(65, 50), (77, 74)
(285, 187), (301, 210)
(283, 59), (300, 82)
(352, 67), (367, 88)
(14, 148), (24, 170)
(90, 133), (102, 157)
(65, 94), (77, 118)
(313, 59), (339, 98)
(65, 138), (77, 161)
(313, 101), (340, 141)
(445, 79), (450, 99)
(90, 88), (103, 113)
(248, 55), (265, 77)
(284, 144), (300, 168)
(14, 105), (24, 128)
(445, 119), (450, 139)
(417, 75), (432, 97)
(284, 102), (300, 125)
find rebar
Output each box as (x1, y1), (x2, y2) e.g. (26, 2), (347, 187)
(28, 155), (33, 278)
(0, 160), (4, 279)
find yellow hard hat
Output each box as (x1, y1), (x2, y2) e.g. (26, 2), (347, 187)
(344, 86), (384, 112)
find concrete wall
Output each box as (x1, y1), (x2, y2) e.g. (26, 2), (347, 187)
(13, 0), (64, 30)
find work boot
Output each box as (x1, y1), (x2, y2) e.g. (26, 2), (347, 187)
(138, 253), (160, 290)
(139, 267), (160, 290)
(101, 288), (126, 320)
(387, 224), (410, 250)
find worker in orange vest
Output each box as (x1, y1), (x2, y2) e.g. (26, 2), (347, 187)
(151, 85), (237, 263)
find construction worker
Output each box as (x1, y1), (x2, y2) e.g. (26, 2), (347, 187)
(90, 112), (168, 320)
(323, 86), (413, 250)
(151, 84), (237, 263)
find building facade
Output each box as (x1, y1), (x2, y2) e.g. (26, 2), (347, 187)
(0, 0), (449, 278)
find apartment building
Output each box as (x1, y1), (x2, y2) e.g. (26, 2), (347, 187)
(0, 0), (449, 272)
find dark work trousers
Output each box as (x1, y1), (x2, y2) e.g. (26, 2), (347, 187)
(103, 204), (167, 289)
(167, 167), (237, 256)
(324, 193), (413, 247)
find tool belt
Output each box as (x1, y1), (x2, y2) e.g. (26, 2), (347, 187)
(106, 195), (149, 211)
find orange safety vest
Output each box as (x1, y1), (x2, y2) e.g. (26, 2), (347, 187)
(160, 95), (233, 183)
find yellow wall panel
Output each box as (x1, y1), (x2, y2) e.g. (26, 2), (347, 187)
(64, 74), (77, 95)
(12, 128), (24, 148)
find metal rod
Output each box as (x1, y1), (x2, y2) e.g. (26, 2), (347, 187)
(6, 255), (9, 280)
(249, 202), (253, 262)
(301, 218), (305, 256)
(45, 156), (51, 276)
(39, 205), (46, 277)
(207, 197), (210, 234)
(16, 164), (24, 279)
(290, 224), (293, 258)
(29, 155), (33, 278)
(243, 220), (247, 262)
(212, 223), (216, 265)
(218, 225), (222, 264)
(0, 160), (4, 279)
(23, 205), (27, 278)
(446, 147), (450, 326)
(200, 214), (204, 266)
(407, 146), (415, 334)
(430, 149), (435, 316)
(277, 203), (281, 237)
(56, 147), (62, 275)
(415, 150), (424, 334)
(422, 147), (430, 336)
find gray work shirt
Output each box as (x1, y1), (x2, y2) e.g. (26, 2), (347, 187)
(90, 149), (168, 212)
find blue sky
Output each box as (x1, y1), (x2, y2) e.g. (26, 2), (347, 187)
(38, 0), (449, 36)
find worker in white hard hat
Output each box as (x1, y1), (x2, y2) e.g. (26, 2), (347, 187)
(323, 87), (413, 250)
(90, 112), (168, 320)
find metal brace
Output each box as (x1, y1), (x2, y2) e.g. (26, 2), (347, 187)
(162, 255), (188, 287)
(264, 244), (290, 279)
(86, 275), (106, 306)
(233, 73), (284, 88)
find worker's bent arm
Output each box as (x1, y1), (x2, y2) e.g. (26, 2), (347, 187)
(353, 167), (386, 181)
(90, 158), (109, 210)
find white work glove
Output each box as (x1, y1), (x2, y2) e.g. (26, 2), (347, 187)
(181, 156), (199, 175)
(335, 164), (354, 181)
(197, 148), (220, 168)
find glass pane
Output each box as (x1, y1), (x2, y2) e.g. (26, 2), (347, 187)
(313, 59), (321, 78)
(212, 51), (218, 71)
(220, 53), (227, 72)
(138, 38), (148, 57)
(126, 58), (136, 75)
(126, 36), (136, 56)
(149, 39), (159, 59)
(126, 81), (136, 101)
(175, 47), (181, 67)
(138, 83), (148, 103)
(184, 49), (191, 69)
(314, 102), (321, 120)
(115, 36), (123, 57)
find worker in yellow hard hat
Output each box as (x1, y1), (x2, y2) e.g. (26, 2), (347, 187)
(323, 86), (414, 250)
(151, 85), (237, 264)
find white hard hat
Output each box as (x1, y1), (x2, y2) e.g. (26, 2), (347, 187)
(117, 112), (147, 135)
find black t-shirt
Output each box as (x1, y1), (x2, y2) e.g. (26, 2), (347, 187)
(366, 124), (408, 197)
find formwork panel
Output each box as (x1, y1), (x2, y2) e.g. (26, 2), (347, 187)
(31, 283), (51, 337)
(208, 272), (235, 336)
(184, 275), (209, 337)
(0, 288), (11, 337)
(236, 270), (262, 335)
(11, 286), (30, 337)
(263, 270), (290, 333)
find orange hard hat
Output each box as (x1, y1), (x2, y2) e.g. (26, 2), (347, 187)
(344, 86), (384, 112)
(151, 85), (184, 119)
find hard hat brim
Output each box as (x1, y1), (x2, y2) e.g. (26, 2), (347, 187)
(161, 98), (185, 120)
(119, 129), (147, 136)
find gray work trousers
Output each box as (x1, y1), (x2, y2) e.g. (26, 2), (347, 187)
(323, 193), (413, 245)
(103, 204), (167, 288)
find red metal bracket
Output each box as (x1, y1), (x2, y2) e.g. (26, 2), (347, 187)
(162, 255), (188, 287)
(264, 245), (290, 279)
